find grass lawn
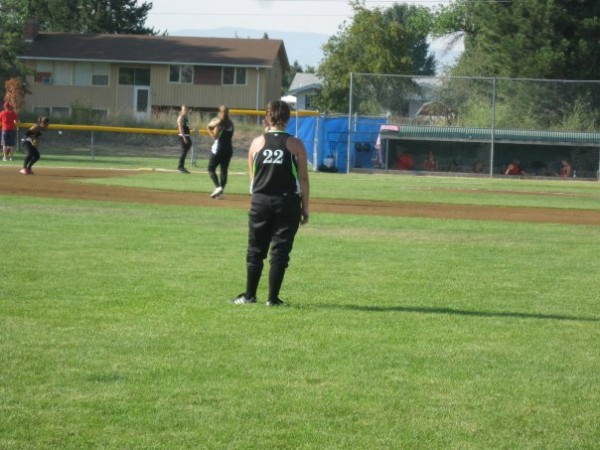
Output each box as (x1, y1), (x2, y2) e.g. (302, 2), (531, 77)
(1, 173), (599, 448)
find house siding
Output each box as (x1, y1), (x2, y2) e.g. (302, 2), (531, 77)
(21, 54), (285, 116)
(150, 65), (265, 110)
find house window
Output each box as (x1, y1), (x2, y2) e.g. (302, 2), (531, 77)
(33, 107), (51, 116)
(118, 68), (150, 86)
(169, 65), (193, 83)
(52, 107), (70, 118)
(223, 67), (246, 85)
(92, 63), (109, 86)
(74, 63), (92, 86)
(194, 66), (221, 85)
(92, 109), (109, 120)
(54, 62), (73, 85)
(35, 61), (108, 86)
(305, 94), (317, 110)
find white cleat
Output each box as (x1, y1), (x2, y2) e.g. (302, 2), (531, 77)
(210, 186), (224, 199)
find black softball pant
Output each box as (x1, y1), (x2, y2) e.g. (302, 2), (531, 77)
(23, 141), (40, 169)
(178, 136), (192, 169)
(207, 150), (232, 188)
(247, 193), (301, 269)
(246, 193), (302, 301)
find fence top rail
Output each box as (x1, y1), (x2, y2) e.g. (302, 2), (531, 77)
(380, 125), (600, 146)
(18, 123), (210, 136)
(351, 73), (600, 84)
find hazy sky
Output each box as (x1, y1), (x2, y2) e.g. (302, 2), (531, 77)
(147, 0), (451, 36)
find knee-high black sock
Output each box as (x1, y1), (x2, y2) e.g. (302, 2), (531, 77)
(268, 263), (287, 302)
(245, 264), (263, 299)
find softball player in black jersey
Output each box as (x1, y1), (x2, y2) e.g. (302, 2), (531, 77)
(231, 100), (310, 306)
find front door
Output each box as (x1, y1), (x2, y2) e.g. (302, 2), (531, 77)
(134, 86), (150, 120)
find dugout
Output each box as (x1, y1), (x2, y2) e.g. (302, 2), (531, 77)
(376, 126), (600, 179)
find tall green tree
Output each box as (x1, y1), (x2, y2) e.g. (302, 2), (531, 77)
(0, 0), (29, 81)
(27, 0), (156, 34)
(317, 1), (435, 113)
(435, 0), (600, 80)
(283, 60), (304, 94)
(433, 0), (600, 131)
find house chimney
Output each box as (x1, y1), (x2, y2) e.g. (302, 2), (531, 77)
(24, 20), (40, 43)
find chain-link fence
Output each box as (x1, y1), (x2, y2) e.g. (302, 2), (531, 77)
(349, 74), (600, 179)
(10, 126), (249, 168)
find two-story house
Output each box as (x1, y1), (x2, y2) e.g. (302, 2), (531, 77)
(18, 22), (289, 119)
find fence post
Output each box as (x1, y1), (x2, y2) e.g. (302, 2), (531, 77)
(490, 76), (497, 178)
(313, 113), (320, 172)
(90, 131), (95, 161)
(597, 146), (600, 181)
(347, 72), (354, 174)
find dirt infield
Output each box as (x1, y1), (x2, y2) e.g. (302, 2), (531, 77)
(1, 167), (599, 226)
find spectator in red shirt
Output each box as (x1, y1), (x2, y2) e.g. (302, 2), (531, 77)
(396, 151), (414, 171)
(1, 102), (18, 162)
(505, 159), (521, 176)
(422, 150), (439, 171)
(559, 159), (572, 177)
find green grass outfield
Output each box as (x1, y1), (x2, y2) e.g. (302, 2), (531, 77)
(1, 168), (600, 448)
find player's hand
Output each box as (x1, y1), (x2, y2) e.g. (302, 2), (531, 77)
(301, 208), (309, 225)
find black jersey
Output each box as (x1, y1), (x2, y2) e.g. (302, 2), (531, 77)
(215, 120), (234, 153)
(251, 131), (300, 195)
(179, 115), (190, 135)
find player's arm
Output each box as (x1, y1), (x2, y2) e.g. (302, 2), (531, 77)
(247, 135), (265, 182)
(207, 119), (222, 140)
(289, 137), (310, 225)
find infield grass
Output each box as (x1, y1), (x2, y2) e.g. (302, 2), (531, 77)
(1, 182), (599, 448)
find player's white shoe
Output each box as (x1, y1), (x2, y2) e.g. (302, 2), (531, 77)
(210, 186), (224, 198)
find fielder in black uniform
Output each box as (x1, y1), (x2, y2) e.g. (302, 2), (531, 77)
(176, 105), (191, 173)
(207, 105), (234, 199)
(20, 116), (49, 175)
(231, 100), (310, 306)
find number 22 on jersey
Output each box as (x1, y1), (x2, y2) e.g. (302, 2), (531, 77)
(262, 149), (284, 165)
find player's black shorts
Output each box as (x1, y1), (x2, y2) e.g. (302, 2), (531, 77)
(247, 192), (301, 267)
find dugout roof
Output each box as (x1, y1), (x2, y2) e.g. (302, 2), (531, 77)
(380, 125), (600, 147)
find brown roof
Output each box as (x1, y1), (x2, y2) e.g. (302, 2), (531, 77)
(19, 32), (289, 69)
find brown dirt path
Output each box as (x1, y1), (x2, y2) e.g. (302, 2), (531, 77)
(1, 167), (599, 226)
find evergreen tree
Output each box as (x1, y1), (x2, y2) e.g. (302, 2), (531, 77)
(27, 0), (156, 34)
(435, 0), (600, 80)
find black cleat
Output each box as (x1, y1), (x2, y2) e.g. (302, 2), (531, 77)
(266, 298), (285, 307)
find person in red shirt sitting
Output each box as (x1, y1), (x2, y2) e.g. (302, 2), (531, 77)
(1, 102), (18, 162)
(505, 159), (521, 176)
(558, 159), (572, 177)
(396, 151), (414, 171)
(422, 150), (439, 171)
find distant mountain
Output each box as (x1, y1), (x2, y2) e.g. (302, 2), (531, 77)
(172, 27), (462, 73)
(173, 27), (329, 68)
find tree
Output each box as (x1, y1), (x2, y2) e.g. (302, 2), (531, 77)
(317, 1), (435, 113)
(434, 0), (600, 80)
(432, 0), (600, 130)
(0, 0), (30, 81)
(282, 60), (304, 94)
(4, 77), (25, 112)
(26, 0), (156, 34)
